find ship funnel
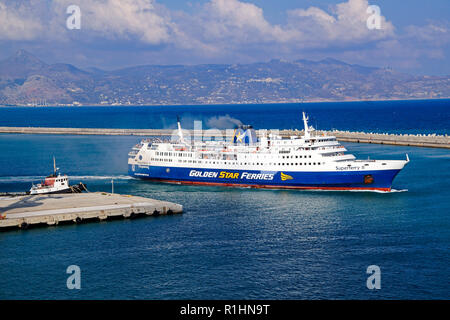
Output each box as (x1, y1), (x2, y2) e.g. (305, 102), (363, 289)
(233, 125), (258, 145)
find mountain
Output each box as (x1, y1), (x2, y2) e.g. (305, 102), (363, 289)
(0, 49), (48, 79)
(0, 49), (448, 106)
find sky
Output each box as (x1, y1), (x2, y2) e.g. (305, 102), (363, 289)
(0, 0), (449, 75)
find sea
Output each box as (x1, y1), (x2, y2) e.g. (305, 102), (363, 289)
(0, 99), (448, 299)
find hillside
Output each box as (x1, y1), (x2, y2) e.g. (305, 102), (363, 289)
(0, 50), (448, 106)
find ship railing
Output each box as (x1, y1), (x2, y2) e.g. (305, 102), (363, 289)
(331, 154), (356, 161)
(317, 146), (347, 152)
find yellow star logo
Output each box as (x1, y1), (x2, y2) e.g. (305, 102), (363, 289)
(280, 172), (293, 181)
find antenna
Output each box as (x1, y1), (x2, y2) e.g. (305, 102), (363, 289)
(53, 156), (56, 175)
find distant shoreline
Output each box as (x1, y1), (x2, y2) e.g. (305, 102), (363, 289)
(1, 97), (449, 108)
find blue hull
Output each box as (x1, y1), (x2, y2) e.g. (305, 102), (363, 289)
(129, 165), (401, 191)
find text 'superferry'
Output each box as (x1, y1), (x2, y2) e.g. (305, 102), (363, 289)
(128, 113), (409, 191)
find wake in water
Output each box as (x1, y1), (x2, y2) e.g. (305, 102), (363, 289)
(0, 175), (132, 183)
(348, 188), (408, 193)
(231, 186), (409, 193)
(388, 188), (408, 193)
(292, 188), (409, 193)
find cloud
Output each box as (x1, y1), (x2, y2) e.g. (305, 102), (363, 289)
(0, 0), (416, 52)
(177, 0), (396, 61)
(285, 0), (394, 47)
(0, 2), (44, 40)
(199, 0), (284, 43)
(404, 22), (450, 45)
(0, 0), (448, 74)
(51, 0), (172, 44)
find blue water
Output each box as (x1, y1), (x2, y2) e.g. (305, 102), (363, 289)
(0, 100), (449, 299)
(0, 99), (449, 135)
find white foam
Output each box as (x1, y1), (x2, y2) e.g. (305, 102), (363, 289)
(347, 188), (408, 193)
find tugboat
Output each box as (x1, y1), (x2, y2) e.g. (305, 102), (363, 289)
(29, 157), (87, 195)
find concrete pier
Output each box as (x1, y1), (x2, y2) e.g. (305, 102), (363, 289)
(0, 193), (183, 230)
(0, 126), (448, 149)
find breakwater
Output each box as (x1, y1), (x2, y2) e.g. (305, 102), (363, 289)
(0, 126), (448, 149)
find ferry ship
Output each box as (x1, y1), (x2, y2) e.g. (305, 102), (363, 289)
(128, 113), (409, 191)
